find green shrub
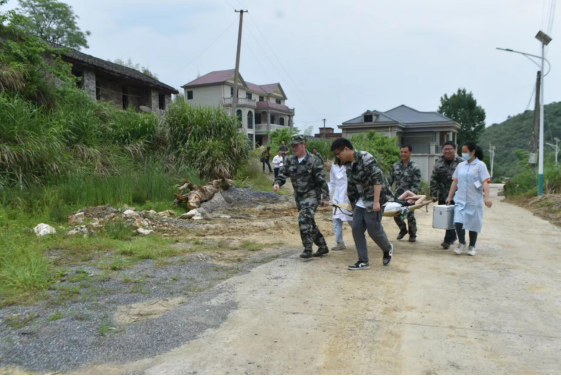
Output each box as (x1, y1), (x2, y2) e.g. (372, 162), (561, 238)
(348, 131), (400, 172)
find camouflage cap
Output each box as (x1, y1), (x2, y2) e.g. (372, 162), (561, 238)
(290, 135), (306, 145)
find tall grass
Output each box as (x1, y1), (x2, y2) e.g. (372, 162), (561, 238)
(506, 165), (561, 196)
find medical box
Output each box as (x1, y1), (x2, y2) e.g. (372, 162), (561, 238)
(432, 205), (455, 230)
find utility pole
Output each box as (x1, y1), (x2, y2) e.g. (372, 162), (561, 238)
(546, 137), (560, 166)
(488, 143), (496, 181)
(536, 30), (552, 196)
(531, 71), (541, 154)
(231, 10), (247, 119)
(322, 118), (326, 139)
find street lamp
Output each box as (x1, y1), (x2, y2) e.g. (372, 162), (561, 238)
(496, 29), (552, 196)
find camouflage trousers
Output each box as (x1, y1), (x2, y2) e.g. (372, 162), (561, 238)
(394, 211), (417, 236)
(296, 197), (328, 251)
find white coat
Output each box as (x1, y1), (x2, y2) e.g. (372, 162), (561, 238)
(328, 163), (353, 221)
(452, 158), (490, 233)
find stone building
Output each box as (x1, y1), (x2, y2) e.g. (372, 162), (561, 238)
(54, 45), (178, 113)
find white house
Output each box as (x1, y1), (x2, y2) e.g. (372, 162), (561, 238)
(181, 69), (295, 147)
(338, 105), (462, 181)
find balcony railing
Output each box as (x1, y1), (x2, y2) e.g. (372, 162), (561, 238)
(222, 97), (257, 107)
(255, 123), (287, 133)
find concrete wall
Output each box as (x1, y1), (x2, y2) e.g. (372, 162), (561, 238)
(185, 85), (224, 107)
(98, 79), (123, 108)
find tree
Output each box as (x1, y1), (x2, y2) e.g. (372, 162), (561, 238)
(112, 58), (158, 80)
(437, 88), (486, 149)
(17, 0), (91, 50)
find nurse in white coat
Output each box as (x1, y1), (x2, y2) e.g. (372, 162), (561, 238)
(446, 142), (493, 256)
(328, 157), (353, 250)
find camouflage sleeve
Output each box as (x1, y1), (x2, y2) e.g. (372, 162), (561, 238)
(429, 164), (438, 198)
(313, 160), (329, 201)
(411, 165), (422, 194)
(274, 159), (288, 187)
(346, 166), (358, 205)
(387, 165), (395, 188)
(366, 160), (383, 186)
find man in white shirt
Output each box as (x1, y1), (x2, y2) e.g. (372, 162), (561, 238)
(272, 151), (284, 178)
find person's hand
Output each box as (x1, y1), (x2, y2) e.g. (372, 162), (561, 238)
(321, 200), (329, 207)
(273, 184), (280, 192)
(485, 198), (493, 208)
(373, 202), (381, 212)
(431, 196), (437, 202)
(445, 197), (452, 205)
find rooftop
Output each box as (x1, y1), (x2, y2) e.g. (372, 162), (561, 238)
(342, 105), (453, 126)
(50, 43), (178, 94)
(182, 69), (283, 96)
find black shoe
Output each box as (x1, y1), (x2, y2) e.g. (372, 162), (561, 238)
(396, 230), (407, 240)
(348, 261), (370, 270)
(441, 242), (450, 249)
(383, 244), (393, 266)
(408, 236), (417, 243)
(300, 250), (313, 259)
(313, 247), (329, 257)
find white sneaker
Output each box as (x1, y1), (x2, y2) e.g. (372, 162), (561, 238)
(467, 246), (476, 256)
(453, 243), (467, 255)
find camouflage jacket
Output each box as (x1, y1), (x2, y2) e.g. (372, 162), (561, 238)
(346, 150), (393, 212)
(430, 155), (464, 199)
(274, 151), (329, 202)
(387, 160), (422, 198)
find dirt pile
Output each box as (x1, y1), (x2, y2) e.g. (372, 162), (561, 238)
(509, 194), (561, 227)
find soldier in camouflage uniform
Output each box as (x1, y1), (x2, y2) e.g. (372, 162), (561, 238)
(331, 138), (394, 270)
(312, 148), (324, 165)
(430, 141), (464, 249)
(388, 145), (422, 242)
(273, 135), (330, 259)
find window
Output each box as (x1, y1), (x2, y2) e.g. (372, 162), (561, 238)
(364, 114), (373, 122)
(271, 115), (276, 124)
(279, 117), (284, 126)
(122, 86), (129, 109)
(230, 87), (233, 96)
(187, 90), (193, 100)
(275, 98), (281, 104)
(159, 93), (165, 110)
(246, 92), (252, 100)
(255, 113), (261, 124)
(247, 111), (253, 129)
(236, 109), (242, 127)
(259, 96), (264, 102)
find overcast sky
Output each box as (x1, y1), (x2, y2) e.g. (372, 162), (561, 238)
(5, 0), (560, 134)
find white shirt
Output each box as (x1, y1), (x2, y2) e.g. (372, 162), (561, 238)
(298, 156), (305, 164)
(272, 155), (283, 169)
(328, 164), (353, 221)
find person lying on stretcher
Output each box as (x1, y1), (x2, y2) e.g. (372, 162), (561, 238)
(383, 191), (426, 212)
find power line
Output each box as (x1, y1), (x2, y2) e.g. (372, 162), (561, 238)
(172, 17), (238, 76)
(222, 0), (236, 10)
(246, 13), (321, 118)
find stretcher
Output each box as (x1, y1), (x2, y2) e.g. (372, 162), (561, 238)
(332, 201), (431, 217)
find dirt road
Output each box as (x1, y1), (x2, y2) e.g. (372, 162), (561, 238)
(81, 192), (561, 374)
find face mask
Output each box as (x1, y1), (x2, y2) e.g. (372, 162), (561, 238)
(462, 153), (471, 160)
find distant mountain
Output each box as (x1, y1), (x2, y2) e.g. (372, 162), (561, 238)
(480, 101), (561, 177)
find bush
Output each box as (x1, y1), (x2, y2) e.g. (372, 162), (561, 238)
(348, 131), (400, 172)
(165, 102), (250, 179)
(306, 138), (333, 161)
(506, 165), (561, 196)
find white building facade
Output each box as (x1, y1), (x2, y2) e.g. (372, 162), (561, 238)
(181, 69), (295, 147)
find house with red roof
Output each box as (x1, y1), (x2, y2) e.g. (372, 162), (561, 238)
(181, 69), (295, 147)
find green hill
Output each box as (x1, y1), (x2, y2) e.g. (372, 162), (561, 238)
(481, 101), (561, 177)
